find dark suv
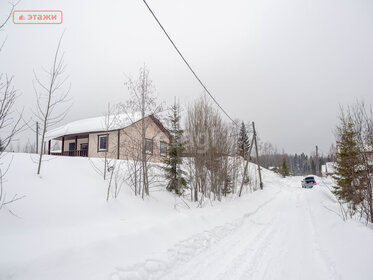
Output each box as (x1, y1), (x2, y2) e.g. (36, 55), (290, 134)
(301, 176), (316, 188)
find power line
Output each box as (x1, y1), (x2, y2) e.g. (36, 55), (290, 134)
(141, 0), (238, 127)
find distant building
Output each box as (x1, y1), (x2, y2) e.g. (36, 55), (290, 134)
(46, 114), (169, 162)
(321, 162), (336, 177)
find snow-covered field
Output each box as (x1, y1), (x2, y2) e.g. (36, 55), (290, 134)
(1, 153), (373, 280)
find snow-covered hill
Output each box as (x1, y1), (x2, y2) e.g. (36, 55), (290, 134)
(1, 153), (373, 280)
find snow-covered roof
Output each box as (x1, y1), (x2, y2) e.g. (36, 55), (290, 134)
(46, 113), (143, 140)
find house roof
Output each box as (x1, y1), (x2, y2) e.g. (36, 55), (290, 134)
(46, 112), (167, 140)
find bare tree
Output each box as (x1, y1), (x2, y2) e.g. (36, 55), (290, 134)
(0, 1), (18, 53)
(102, 103), (120, 180)
(0, 1), (26, 213)
(0, 2), (17, 29)
(0, 75), (23, 155)
(185, 95), (242, 205)
(0, 2), (23, 155)
(34, 34), (71, 175)
(106, 160), (127, 201)
(0, 166), (26, 216)
(102, 103), (122, 201)
(349, 102), (373, 222)
(119, 66), (163, 198)
(328, 143), (337, 162)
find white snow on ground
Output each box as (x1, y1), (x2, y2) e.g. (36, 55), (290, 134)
(1, 153), (373, 280)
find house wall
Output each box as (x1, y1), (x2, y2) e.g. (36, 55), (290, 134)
(118, 117), (169, 162)
(85, 116), (169, 162)
(63, 138), (89, 152)
(88, 130), (119, 159)
(57, 117), (168, 161)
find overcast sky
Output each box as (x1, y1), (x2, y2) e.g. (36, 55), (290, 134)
(1, 0), (373, 155)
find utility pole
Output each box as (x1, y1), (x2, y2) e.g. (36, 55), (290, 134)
(239, 134), (255, 197)
(36, 121), (39, 154)
(315, 145), (319, 176)
(238, 121), (264, 196)
(253, 122), (263, 190)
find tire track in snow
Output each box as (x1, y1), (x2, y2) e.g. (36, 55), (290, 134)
(227, 186), (303, 280)
(170, 201), (283, 280)
(221, 215), (281, 280)
(218, 185), (336, 280)
(109, 189), (282, 280)
(304, 191), (341, 280)
(238, 190), (297, 280)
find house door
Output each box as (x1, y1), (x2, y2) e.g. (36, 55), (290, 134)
(80, 143), (88, 157)
(69, 143), (75, 156)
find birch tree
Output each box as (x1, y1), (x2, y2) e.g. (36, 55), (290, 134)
(0, 1), (26, 213)
(120, 66), (163, 198)
(34, 34), (71, 175)
(0, 1), (22, 155)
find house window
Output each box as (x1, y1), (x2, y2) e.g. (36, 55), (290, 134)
(160, 142), (167, 157)
(145, 138), (153, 155)
(80, 143), (88, 151)
(98, 134), (108, 152)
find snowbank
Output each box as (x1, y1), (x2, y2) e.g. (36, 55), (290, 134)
(1, 153), (373, 280)
(0, 153), (280, 279)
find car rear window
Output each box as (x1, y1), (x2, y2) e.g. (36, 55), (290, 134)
(305, 177), (315, 180)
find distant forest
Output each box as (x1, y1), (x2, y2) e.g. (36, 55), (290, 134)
(257, 142), (336, 176)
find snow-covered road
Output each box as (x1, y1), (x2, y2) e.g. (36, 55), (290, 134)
(161, 188), (333, 280)
(113, 179), (373, 280)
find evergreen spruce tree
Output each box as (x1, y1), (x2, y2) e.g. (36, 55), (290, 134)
(238, 121), (250, 159)
(163, 101), (187, 195)
(333, 122), (364, 208)
(280, 158), (289, 177)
